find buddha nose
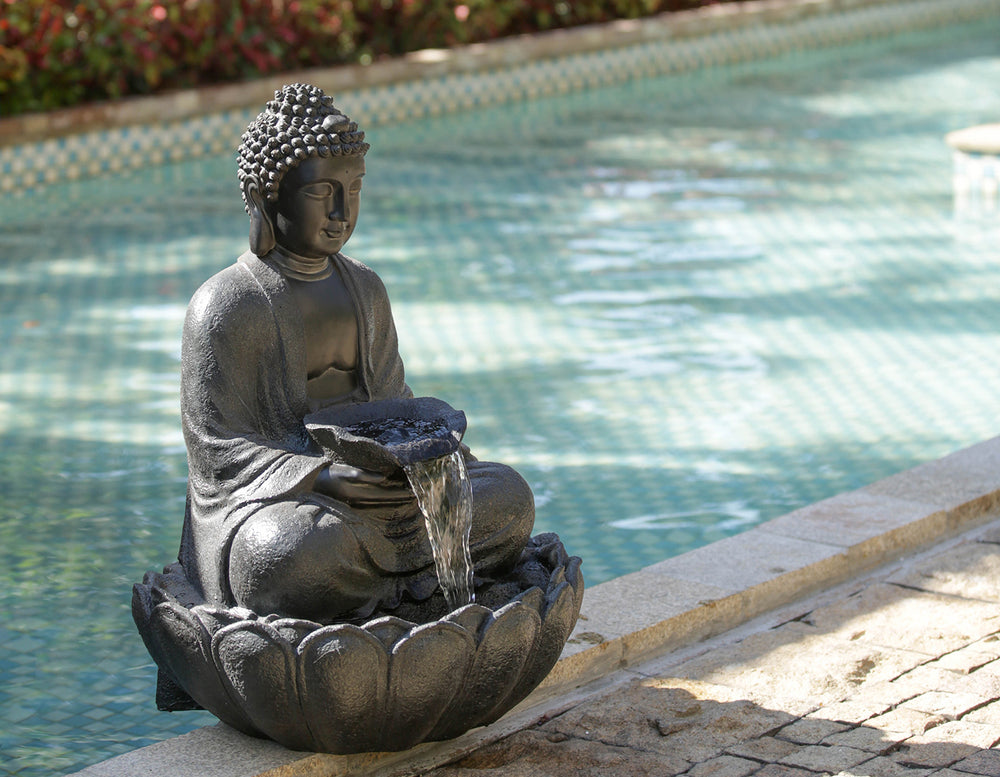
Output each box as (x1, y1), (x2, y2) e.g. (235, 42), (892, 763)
(329, 195), (348, 222)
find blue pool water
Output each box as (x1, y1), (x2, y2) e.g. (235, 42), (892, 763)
(2, 18), (1000, 775)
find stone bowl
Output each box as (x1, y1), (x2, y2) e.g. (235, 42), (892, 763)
(132, 534), (583, 754)
(304, 396), (467, 473)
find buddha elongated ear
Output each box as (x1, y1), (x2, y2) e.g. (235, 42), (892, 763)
(245, 177), (276, 257)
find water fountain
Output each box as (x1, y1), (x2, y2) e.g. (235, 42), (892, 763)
(132, 84), (583, 754)
(305, 397), (476, 612)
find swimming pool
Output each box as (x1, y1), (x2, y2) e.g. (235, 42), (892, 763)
(2, 17), (1000, 776)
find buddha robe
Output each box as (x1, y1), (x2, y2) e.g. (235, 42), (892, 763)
(177, 251), (533, 622)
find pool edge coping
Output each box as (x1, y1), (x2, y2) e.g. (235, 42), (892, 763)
(69, 435), (1000, 777)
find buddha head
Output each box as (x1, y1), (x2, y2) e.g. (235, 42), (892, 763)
(238, 84), (370, 259)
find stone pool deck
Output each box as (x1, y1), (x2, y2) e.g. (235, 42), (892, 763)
(72, 436), (1000, 776)
(429, 512), (1000, 776)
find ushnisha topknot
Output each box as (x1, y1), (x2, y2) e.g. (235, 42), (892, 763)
(237, 83), (370, 211)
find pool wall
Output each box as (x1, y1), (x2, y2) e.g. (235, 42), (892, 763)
(3, 0), (1000, 195)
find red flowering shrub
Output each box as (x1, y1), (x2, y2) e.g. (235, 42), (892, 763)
(0, 0), (727, 117)
(1, 0), (163, 112)
(149, 0), (358, 90)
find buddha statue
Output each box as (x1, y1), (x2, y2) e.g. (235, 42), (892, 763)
(133, 84), (582, 751)
(177, 83), (535, 624)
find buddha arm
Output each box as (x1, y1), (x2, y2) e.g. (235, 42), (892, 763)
(313, 463), (413, 506)
(182, 266), (326, 505)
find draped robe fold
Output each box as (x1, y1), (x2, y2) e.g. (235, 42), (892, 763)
(177, 251), (532, 621)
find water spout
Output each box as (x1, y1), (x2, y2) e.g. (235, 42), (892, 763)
(404, 451), (475, 610)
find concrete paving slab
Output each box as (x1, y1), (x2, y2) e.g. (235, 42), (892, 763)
(686, 755), (762, 777)
(564, 567), (733, 668)
(570, 568), (728, 643)
(866, 707), (947, 737)
(668, 621), (928, 709)
(894, 719), (1000, 768)
(64, 725), (311, 777)
(891, 663), (1000, 701)
(977, 526), (1000, 544)
(427, 517), (1000, 777)
(541, 676), (795, 764)
(778, 743), (872, 773)
(806, 680), (919, 725)
(930, 645), (1000, 675)
(886, 541), (1000, 602)
(900, 691), (989, 719)
(429, 728), (685, 777)
(844, 756), (933, 777)
(951, 749), (1000, 777)
(794, 583), (1000, 655)
(774, 717), (852, 745)
(725, 736), (799, 764)
(750, 765), (814, 777)
(821, 724), (908, 755)
(646, 529), (844, 593)
(963, 699), (1000, 726)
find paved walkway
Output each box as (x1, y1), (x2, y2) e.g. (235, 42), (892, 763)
(427, 520), (1000, 777)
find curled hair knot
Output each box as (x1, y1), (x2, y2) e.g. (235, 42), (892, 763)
(237, 83), (368, 213)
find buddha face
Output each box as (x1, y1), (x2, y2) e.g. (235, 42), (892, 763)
(272, 154), (366, 258)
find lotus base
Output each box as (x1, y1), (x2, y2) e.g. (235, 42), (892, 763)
(132, 534), (583, 754)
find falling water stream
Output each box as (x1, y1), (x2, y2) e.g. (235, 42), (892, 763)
(404, 451), (476, 610)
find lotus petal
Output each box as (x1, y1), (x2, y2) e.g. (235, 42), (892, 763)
(512, 586), (545, 615)
(131, 584), (164, 666)
(546, 565), (567, 594)
(385, 620), (475, 749)
(149, 584), (179, 608)
(364, 616), (415, 649)
(429, 600), (541, 740)
(298, 625), (390, 753)
(546, 541), (570, 569)
(213, 621), (313, 750)
(191, 605), (251, 636)
(565, 556), (584, 611)
(144, 562), (206, 607)
(541, 581), (579, 648)
(443, 603), (492, 637)
(504, 580), (580, 711)
(146, 599), (256, 734)
(268, 617), (323, 648)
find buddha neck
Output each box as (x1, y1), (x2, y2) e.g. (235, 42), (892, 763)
(266, 246), (334, 282)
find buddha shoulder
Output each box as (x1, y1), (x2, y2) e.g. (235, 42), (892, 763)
(184, 262), (272, 336)
(338, 253), (388, 293)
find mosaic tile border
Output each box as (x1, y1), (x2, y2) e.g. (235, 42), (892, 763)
(2, 0), (1000, 195)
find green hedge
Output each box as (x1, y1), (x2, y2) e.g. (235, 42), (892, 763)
(0, 0), (729, 117)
